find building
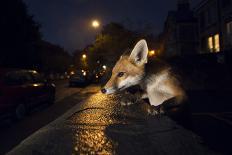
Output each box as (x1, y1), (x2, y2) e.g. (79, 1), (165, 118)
(160, 0), (198, 57)
(194, 0), (232, 53)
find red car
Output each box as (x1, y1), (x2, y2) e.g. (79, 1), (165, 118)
(0, 69), (56, 120)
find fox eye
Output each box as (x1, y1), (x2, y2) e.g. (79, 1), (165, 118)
(117, 72), (125, 77)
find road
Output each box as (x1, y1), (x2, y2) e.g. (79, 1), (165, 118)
(7, 89), (215, 155)
(1, 80), (232, 154)
(0, 80), (100, 155)
(188, 90), (232, 155)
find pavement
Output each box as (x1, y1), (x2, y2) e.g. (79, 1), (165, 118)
(0, 81), (99, 154)
(188, 90), (232, 155)
(7, 90), (219, 155)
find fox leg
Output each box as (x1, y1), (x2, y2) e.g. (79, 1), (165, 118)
(120, 91), (142, 106)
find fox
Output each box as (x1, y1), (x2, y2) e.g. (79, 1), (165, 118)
(101, 39), (186, 111)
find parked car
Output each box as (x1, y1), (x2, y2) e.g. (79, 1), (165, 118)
(0, 69), (56, 120)
(91, 70), (106, 84)
(69, 70), (90, 87)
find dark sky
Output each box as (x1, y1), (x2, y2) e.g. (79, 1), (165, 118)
(23, 0), (201, 53)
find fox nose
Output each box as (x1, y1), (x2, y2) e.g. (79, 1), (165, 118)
(101, 88), (107, 94)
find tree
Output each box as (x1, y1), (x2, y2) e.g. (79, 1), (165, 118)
(85, 22), (157, 68)
(0, 0), (41, 68)
(39, 41), (72, 74)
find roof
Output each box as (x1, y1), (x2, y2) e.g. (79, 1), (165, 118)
(194, 0), (211, 12)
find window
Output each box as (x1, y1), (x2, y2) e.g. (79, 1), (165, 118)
(206, 9), (212, 26)
(226, 21), (232, 35)
(4, 71), (32, 85)
(207, 33), (220, 53)
(205, 6), (217, 26)
(200, 12), (205, 30)
(226, 21), (232, 45)
(208, 36), (213, 52)
(214, 34), (220, 52)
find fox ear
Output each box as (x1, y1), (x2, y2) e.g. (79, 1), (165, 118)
(129, 39), (148, 66)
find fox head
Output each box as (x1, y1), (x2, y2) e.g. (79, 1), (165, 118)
(101, 39), (148, 94)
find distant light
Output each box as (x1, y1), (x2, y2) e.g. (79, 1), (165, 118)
(92, 20), (100, 28)
(96, 75), (99, 78)
(149, 50), (155, 57)
(102, 65), (107, 70)
(82, 54), (87, 59)
(83, 71), (87, 76)
(70, 71), (75, 75)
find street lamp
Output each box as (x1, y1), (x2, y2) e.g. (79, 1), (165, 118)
(92, 20), (100, 28)
(102, 65), (107, 70)
(82, 54), (87, 59)
(149, 50), (155, 57)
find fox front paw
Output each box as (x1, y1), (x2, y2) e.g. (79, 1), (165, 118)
(147, 108), (159, 116)
(147, 106), (165, 116)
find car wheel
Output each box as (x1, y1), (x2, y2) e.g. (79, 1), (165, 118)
(14, 103), (27, 120)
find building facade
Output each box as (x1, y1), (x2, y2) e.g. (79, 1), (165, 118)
(194, 0), (232, 53)
(161, 0), (198, 57)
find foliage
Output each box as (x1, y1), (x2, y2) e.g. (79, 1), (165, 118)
(39, 41), (72, 74)
(0, 0), (72, 74)
(0, 0), (41, 68)
(82, 22), (156, 68)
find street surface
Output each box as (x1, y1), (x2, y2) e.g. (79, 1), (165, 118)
(1, 80), (232, 154)
(0, 80), (100, 154)
(7, 91), (215, 155)
(9, 93), (215, 155)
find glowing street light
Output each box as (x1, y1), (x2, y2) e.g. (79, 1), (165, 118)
(82, 54), (87, 59)
(83, 71), (87, 76)
(149, 50), (155, 57)
(92, 20), (100, 28)
(70, 71), (75, 75)
(102, 65), (107, 70)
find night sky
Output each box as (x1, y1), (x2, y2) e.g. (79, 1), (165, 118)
(23, 0), (201, 53)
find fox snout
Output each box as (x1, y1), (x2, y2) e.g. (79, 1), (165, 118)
(101, 87), (115, 94)
(101, 81), (117, 94)
(101, 88), (107, 94)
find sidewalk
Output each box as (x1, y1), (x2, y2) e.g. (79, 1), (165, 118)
(7, 92), (218, 155)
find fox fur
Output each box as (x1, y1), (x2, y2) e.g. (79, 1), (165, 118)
(102, 39), (186, 107)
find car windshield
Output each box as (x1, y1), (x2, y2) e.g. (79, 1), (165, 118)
(4, 71), (32, 85)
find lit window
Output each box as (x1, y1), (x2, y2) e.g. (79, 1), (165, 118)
(208, 36), (213, 52)
(214, 34), (220, 52)
(207, 33), (220, 53)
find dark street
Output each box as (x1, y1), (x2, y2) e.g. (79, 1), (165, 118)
(0, 80), (231, 154)
(1, 0), (232, 154)
(0, 80), (100, 154)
